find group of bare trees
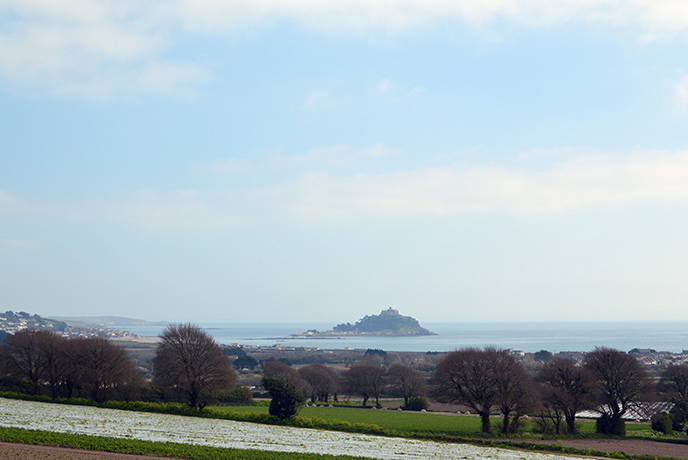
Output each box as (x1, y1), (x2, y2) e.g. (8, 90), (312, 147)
(431, 346), (659, 435)
(432, 347), (533, 433)
(0, 324), (237, 409)
(341, 363), (426, 408)
(256, 360), (428, 418)
(4, 325), (688, 433)
(298, 363), (339, 403)
(0, 329), (142, 402)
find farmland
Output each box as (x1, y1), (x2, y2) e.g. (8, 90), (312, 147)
(212, 404), (653, 438)
(0, 397), (591, 460)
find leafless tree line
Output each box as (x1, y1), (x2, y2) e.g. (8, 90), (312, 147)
(3, 326), (688, 434)
(0, 329), (142, 402)
(432, 346), (662, 435)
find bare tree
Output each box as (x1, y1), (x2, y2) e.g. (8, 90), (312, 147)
(298, 364), (339, 403)
(493, 351), (535, 433)
(2, 329), (55, 394)
(76, 336), (142, 402)
(342, 364), (386, 407)
(387, 363), (426, 407)
(537, 356), (595, 434)
(60, 336), (89, 398)
(431, 347), (502, 433)
(661, 364), (688, 431)
(154, 323), (236, 409)
(35, 331), (68, 398)
(584, 347), (653, 434)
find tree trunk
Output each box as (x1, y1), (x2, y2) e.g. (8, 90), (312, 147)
(479, 411), (491, 433)
(501, 412), (510, 433)
(564, 412), (576, 434)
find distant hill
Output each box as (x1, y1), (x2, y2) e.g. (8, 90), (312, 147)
(48, 316), (167, 328)
(0, 311), (138, 340)
(297, 308), (435, 337)
(1, 310), (68, 333)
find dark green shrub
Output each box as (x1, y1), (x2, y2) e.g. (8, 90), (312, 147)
(533, 417), (556, 435)
(404, 396), (429, 411)
(651, 411), (674, 434)
(263, 376), (308, 419)
(595, 414), (626, 435)
(220, 386), (254, 405)
(232, 355), (259, 370)
(670, 402), (688, 432)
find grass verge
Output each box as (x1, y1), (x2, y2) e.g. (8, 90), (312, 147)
(0, 426), (364, 460)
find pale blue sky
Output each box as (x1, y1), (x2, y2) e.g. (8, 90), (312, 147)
(2, 1), (688, 323)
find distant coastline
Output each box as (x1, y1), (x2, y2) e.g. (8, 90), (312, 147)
(117, 320), (688, 354)
(49, 316), (168, 328)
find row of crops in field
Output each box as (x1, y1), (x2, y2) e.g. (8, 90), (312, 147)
(0, 397), (595, 460)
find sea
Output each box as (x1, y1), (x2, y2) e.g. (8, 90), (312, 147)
(117, 321), (688, 354)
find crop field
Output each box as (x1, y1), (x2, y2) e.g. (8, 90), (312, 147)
(0, 426), (361, 460)
(215, 405), (485, 435)
(213, 405), (652, 438)
(0, 398), (589, 460)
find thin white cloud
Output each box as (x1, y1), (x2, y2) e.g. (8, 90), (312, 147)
(195, 143), (398, 176)
(358, 143), (398, 158)
(101, 189), (252, 230)
(676, 76), (688, 105)
(0, 2), (200, 98)
(272, 143), (399, 168)
(136, 61), (209, 96)
(0, 190), (33, 213)
(5, 150), (688, 228)
(195, 158), (252, 174)
(4, 1), (688, 98)
(0, 238), (38, 249)
(376, 78), (391, 92)
(158, 1), (688, 34)
(258, 150), (688, 223)
(0, 189), (84, 220)
(302, 91), (333, 109)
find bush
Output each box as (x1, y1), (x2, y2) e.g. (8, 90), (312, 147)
(263, 376), (309, 420)
(651, 411), (674, 434)
(220, 387), (254, 406)
(404, 396), (429, 411)
(596, 414), (626, 435)
(533, 418), (556, 435)
(670, 402), (688, 432)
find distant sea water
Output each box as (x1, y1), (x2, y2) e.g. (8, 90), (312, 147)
(117, 321), (688, 354)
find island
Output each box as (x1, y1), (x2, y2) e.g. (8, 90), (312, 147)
(294, 307), (436, 337)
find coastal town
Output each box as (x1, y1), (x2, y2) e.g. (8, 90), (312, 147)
(2, 310), (688, 375)
(0, 310), (136, 340)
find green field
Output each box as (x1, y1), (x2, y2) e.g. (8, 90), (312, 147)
(213, 406), (652, 437)
(0, 426), (362, 460)
(211, 405), (656, 438)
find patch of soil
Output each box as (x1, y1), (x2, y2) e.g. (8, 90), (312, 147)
(530, 438), (688, 459)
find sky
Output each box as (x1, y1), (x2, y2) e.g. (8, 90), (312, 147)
(2, 1), (688, 324)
